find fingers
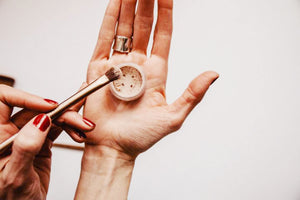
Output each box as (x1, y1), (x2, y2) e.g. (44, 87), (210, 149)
(10, 110), (39, 129)
(49, 121), (92, 144)
(55, 112), (95, 143)
(47, 107), (95, 142)
(91, 0), (122, 60)
(0, 85), (57, 110)
(168, 71), (219, 129)
(11, 82), (87, 129)
(11, 101), (85, 130)
(132, 0), (155, 53)
(113, 0), (137, 55)
(50, 112), (95, 143)
(0, 114), (51, 194)
(6, 114), (51, 173)
(115, 0), (137, 38)
(55, 111), (95, 132)
(0, 85), (57, 123)
(151, 0), (173, 60)
(9, 82), (94, 144)
(48, 82), (93, 142)
(63, 114), (95, 143)
(63, 125), (87, 143)
(11, 109), (95, 143)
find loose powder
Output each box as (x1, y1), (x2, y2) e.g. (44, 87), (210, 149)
(111, 65), (145, 100)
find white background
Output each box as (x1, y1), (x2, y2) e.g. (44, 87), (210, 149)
(1, 0), (300, 199)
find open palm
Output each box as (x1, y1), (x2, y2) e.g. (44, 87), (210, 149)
(84, 0), (218, 158)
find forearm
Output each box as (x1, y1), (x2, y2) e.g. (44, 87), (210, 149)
(75, 145), (135, 200)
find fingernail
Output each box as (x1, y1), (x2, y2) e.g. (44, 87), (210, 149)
(210, 77), (219, 86)
(33, 114), (51, 131)
(83, 118), (96, 128)
(75, 129), (87, 138)
(44, 99), (58, 105)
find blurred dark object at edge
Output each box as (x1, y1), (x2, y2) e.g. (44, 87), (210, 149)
(0, 75), (15, 87)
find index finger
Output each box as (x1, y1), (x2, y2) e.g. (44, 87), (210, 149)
(0, 85), (57, 123)
(11, 82), (88, 129)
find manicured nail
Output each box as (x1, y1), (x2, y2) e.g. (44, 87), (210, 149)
(83, 118), (96, 128)
(75, 129), (87, 138)
(33, 114), (51, 131)
(44, 99), (58, 105)
(210, 77), (219, 86)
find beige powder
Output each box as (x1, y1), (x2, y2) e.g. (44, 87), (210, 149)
(113, 66), (143, 97)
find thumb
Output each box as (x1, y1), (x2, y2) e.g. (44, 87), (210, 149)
(9, 114), (52, 169)
(168, 71), (219, 127)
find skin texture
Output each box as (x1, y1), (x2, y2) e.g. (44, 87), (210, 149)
(76, 0), (219, 199)
(85, 0), (219, 158)
(0, 85), (94, 200)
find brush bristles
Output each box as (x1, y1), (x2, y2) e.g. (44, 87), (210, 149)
(105, 67), (122, 81)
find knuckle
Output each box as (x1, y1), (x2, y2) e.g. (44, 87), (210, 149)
(168, 112), (184, 132)
(0, 174), (25, 190)
(99, 28), (115, 41)
(119, 23), (133, 31)
(59, 111), (78, 126)
(10, 177), (25, 190)
(135, 15), (153, 30)
(0, 174), (6, 188)
(183, 87), (198, 104)
(56, 114), (68, 125)
(14, 138), (40, 156)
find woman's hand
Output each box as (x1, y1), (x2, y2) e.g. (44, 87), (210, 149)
(84, 0), (218, 159)
(75, 0), (218, 199)
(0, 85), (95, 200)
(0, 114), (52, 200)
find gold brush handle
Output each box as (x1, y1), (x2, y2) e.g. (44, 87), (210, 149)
(0, 73), (113, 154)
(47, 75), (109, 119)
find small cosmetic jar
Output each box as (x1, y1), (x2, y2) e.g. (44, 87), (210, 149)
(110, 63), (146, 101)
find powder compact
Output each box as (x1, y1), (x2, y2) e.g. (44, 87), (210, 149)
(110, 63), (146, 101)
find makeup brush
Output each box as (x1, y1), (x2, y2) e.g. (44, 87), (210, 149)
(0, 67), (122, 153)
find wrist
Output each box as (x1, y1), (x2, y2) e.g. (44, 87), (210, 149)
(75, 145), (135, 200)
(81, 144), (135, 174)
(83, 144), (136, 164)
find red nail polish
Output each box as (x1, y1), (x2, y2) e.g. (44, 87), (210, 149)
(33, 114), (51, 131)
(44, 99), (58, 105)
(83, 118), (96, 127)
